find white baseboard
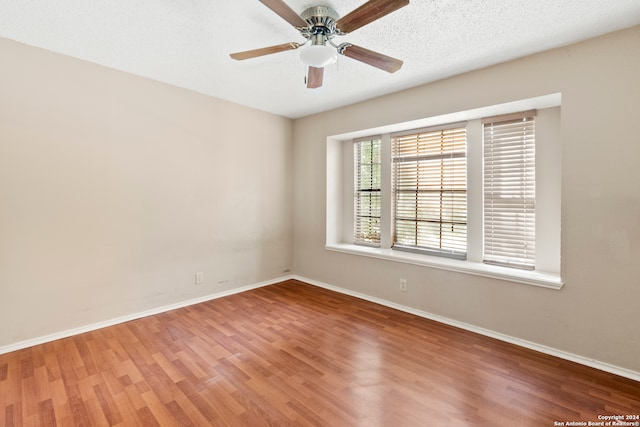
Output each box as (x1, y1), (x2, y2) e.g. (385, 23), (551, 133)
(292, 275), (640, 383)
(3, 274), (638, 383)
(0, 275), (294, 356)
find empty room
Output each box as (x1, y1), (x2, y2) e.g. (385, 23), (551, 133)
(1, 0), (640, 425)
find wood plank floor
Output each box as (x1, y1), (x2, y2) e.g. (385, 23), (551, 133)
(1, 279), (639, 426)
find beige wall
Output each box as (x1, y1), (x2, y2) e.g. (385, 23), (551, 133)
(2, 26), (639, 374)
(0, 38), (293, 347)
(293, 26), (640, 372)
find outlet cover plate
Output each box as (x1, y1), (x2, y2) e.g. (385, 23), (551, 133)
(195, 272), (205, 285)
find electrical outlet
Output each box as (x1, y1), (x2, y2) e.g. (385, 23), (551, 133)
(400, 279), (408, 292)
(195, 272), (205, 285)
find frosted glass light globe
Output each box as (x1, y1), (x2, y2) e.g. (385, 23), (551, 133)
(300, 44), (338, 68)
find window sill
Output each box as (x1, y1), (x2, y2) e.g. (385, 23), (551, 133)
(325, 243), (563, 290)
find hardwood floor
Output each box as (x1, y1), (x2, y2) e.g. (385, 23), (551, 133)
(1, 279), (639, 426)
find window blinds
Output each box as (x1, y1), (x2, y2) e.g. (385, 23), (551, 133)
(483, 112), (536, 270)
(354, 138), (381, 245)
(392, 125), (467, 258)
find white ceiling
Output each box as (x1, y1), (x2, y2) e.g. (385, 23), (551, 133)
(1, 0), (639, 118)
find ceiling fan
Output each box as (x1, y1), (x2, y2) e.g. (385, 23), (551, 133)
(229, 0), (410, 88)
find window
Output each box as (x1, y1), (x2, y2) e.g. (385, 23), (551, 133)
(326, 95), (562, 288)
(483, 112), (536, 270)
(392, 125), (467, 258)
(354, 138), (382, 245)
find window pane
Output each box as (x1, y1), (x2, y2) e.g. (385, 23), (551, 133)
(392, 127), (467, 257)
(354, 138), (382, 245)
(483, 116), (535, 269)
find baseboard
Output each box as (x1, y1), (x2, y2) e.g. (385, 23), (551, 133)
(0, 275), (295, 356)
(292, 275), (640, 383)
(4, 274), (639, 383)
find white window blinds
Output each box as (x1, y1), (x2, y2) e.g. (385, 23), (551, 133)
(392, 125), (467, 258)
(483, 111), (536, 270)
(354, 138), (381, 245)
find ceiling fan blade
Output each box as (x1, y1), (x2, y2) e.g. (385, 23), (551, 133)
(307, 66), (324, 89)
(258, 0), (307, 28)
(230, 42), (300, 60)
(336, 0), (409, 34)
(339, 44), (403, 73)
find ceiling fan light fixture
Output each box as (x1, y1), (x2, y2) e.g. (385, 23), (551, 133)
(300, 44), (338, 68)
(229, 0), (409, 88)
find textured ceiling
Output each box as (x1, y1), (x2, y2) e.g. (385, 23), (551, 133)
(1, 0), (639, 118)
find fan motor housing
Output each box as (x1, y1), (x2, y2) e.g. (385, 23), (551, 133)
(301, 6), (340, 35)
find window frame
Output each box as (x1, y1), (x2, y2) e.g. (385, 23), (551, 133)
(325, 95), (562, 289)
(483, 112), (537, 270)
(391, 124), (468, 259)
(353, 137), (382, 246)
